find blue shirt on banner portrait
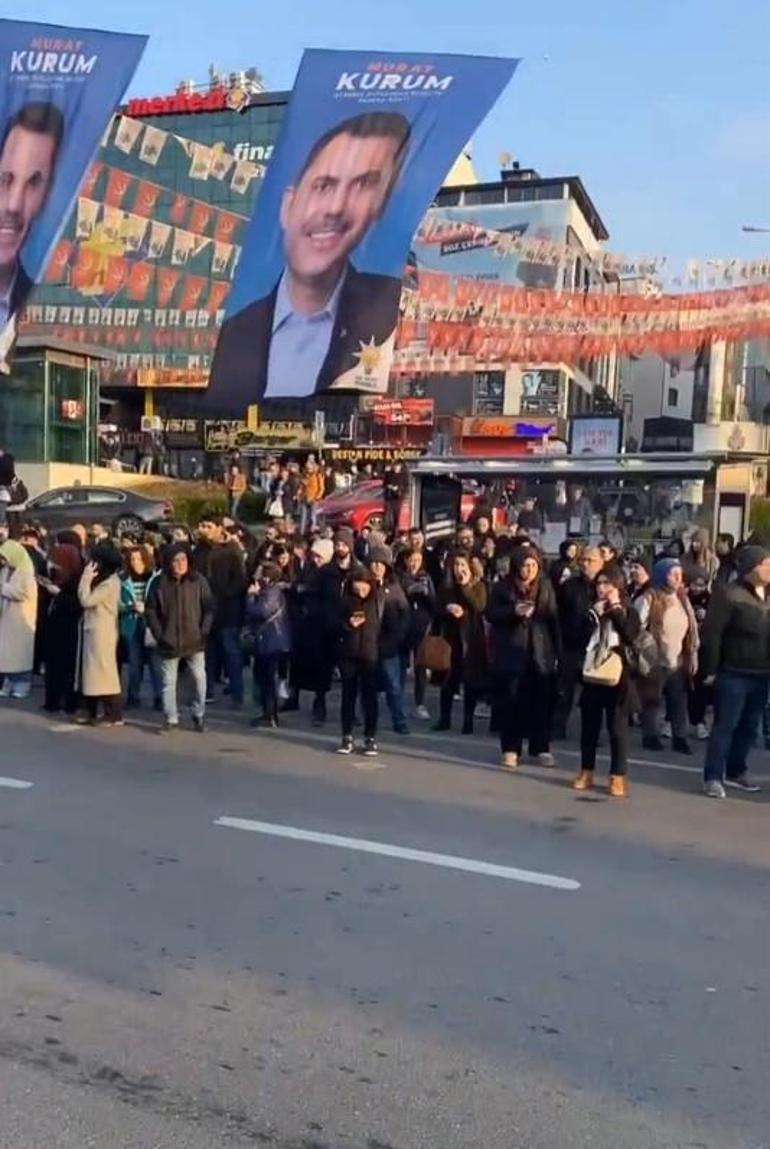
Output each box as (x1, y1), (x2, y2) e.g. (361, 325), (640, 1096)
(206, 50), (519, 413)
(0, 20), (146, 363)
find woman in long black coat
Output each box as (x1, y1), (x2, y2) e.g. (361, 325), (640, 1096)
(434, 552), (489, 734)
(42, 543), (84, 714)
(486, 548), (561, 769)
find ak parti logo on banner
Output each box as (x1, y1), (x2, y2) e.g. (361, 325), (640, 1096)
(204, 48), (519, 414)
(0, 18), (146, 360)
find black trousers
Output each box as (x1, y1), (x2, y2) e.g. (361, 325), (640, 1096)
(340, 659), (378, 740)
(85, 694), (123, 722)
(439, 663), (480, 730)
(497, 671), (553, 756)
(688, 676), (713, 726)
(552, 648), (583, 737)
(254, 653), (281, 721)
(580, 683), (629, 776)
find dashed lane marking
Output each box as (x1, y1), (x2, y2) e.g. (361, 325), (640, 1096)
(214, 816), (581, 891)
(0, 776), (33, 789)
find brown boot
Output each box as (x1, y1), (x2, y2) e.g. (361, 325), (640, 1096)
(609, 775), (627, 798)
(572, 770), (594, 791)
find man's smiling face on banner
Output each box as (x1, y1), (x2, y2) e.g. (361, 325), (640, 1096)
(280, 130), (402, 288)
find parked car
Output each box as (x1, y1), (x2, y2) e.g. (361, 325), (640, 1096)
(316, 478), (480, 535)
(8, 486), (173, 535)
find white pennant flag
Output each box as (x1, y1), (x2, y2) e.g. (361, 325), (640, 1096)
(75, 198), (101, 240)
(212, 241), (233, 276)
(114, 116), (143, 155)
(102, 205), (125, 243)
(189, 144), (213, 180)
(147, 221), (172, 260)
(210, 148), (235, 181)
(171, 229), (210, 266)
(100, 116), (114, 149)
(139, 125), (168, 166)
(120, 213), (149, 253)
(230, 160), (255, 195)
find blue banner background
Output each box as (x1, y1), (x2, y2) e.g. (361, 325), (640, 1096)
(0, 19), (146, 304)
(227, 49), (518, 315)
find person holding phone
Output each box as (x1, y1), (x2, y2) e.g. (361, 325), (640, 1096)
(245, 563), (291, 729)
(336, 567), (381, 756)
(486, 547), (560, 769)
(575, 567), (640, 797)
(434, 552), (489, 735)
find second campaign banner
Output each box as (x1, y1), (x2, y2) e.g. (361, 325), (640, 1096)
(206, 49), (518, 413)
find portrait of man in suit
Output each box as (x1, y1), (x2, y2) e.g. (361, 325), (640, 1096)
(0, 101), (65, 335)
(209, 110), (411, 408)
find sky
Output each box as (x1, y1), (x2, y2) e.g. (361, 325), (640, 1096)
(10, 0), (770, 273)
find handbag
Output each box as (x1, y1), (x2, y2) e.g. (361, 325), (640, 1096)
(267, 496), (284, 518)
(582, 625), (624, 687)
(415, 633), (452, 674)
(626, 628), (659, 678)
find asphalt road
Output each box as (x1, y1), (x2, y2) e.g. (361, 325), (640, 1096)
(1, 690), (769, 1149)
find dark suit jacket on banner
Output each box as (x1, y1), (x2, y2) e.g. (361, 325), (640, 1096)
(206, 263), (402, 415)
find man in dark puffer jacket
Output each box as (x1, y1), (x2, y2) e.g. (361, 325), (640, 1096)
(146, 545), (215, 733)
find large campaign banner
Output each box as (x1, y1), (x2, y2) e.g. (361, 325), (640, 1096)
(0, 19), (146, 364)
(207, 49), (518, 413)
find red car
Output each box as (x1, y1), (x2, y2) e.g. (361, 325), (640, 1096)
(316, 479), (481, 535)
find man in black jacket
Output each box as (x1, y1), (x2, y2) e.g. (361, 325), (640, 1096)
(146, 545), (215, 733)
(313, 527), (361, 724)
(552, 546), (603, 738)
(701, 545), (770, 797)
(193, 518), (247, 707)
(369, 543), (409, 734)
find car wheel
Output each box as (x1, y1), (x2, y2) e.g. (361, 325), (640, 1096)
(113, 515), (143, 537)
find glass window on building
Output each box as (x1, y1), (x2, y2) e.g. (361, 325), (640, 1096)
(48, 359), (89, 464)
(0, 356), (45, 461)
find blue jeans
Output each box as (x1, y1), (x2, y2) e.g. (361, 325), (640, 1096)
(161, 651), (206, 725)
(703, 670), (768, 782)
(206, 625), (244, 704)
(379, 655), (408, 732)
(126, 628), (162, 704)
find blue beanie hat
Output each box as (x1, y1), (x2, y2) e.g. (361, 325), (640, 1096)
(652, 557), (681, 588)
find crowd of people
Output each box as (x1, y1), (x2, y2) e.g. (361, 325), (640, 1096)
(0, 506), (767, 802)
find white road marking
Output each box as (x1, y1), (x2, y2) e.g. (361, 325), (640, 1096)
(214, 817), (580, 891)
(0, 776), (33, 789)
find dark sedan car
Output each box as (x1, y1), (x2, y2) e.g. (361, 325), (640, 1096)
(7, 486), (173, 535)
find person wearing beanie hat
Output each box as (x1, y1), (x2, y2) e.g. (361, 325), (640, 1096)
(635, 557), (699, 754)
(312, 524), (359, 724)
(627, 554), (652, 602)
(369, 543), (410, 734)
(701, 544), (770, 797)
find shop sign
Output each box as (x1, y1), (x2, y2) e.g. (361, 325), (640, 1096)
(370, 398), (434, 426)
(328, 446), (425, 464)
(126, 76), (261, 118)
(204, 420), (315, 452)
(461, 416), (558, 438)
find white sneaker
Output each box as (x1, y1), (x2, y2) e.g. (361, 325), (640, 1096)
(475, 702), (491, 719)
(704, 780), (726, 799)
(537, 752), (556, 767)
(660, 721), (672, 739)
(501, 752), (519, 769)
(695, 723), (709, 741)
(415, 705), (431, 721)
(10, 686), (30, 700)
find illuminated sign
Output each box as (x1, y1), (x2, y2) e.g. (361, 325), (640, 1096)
(126, 80), (257, 118)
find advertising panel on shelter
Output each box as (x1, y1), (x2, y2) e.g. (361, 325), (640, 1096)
(206, 48), (518, 412)
(0, 19), (147, 366)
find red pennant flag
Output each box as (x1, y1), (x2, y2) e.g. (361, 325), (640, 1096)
(104, 255), (129, 295)
(71, 247), (100, 292)
(169, 194), (190, 226)
(80, 161), (103, 199)
(157, 267), (181, 306)
(206, 280), (230, 313)
(126, 261), (155, 303)
(179, 274), (207, 311)
(188, 202), (213, 236)
(44, 240), (73, 284)
(104, 168), (134, 209)
(133, 180), (162, 219)
(214, 210), (240, 243)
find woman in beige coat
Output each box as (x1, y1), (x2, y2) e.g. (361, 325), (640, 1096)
(77, 544), (124, 725)
(0, 539), (38, 700)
